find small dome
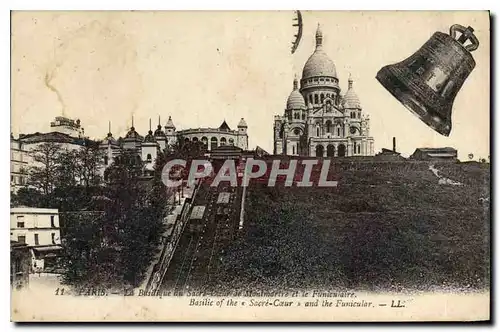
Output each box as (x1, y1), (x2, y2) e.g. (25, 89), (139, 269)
(125, 126), (140, 139)
(144, 130), (157, 143)
(154, 117), (166, 137)
(302, 24), (337, 80)
(154, 124), (165, 137)
(102, 132), (119, 146)
(238, 118), (248, 128)
(286, 77), (306, 110)
(343, 76), (361, 109)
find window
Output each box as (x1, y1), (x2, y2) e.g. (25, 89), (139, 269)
(51, 233), (56, 245)
(314, 95), (319, 104)
(50, 216), (55, 228)
(316, 126), (320, 137)
(326, 121), (332, 133)
(34, 234), (39, 245)
(309, 95), (313, 104)
(147, 153), (152, 162)
(320, 94), (324, 103)
(294, 113), (299, 119)
(358, 145), (361, 154)
(104, 156), (108, 165)
(302, 113), (306, 120)
(17, 235), (25, 244)
(337, 127), (341, 136)
(210, 137), (218, 150)
(292, 145), (295, 155)
(16, 216), (24, 228)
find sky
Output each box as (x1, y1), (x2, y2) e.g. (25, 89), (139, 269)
(11, 11), (490, 160)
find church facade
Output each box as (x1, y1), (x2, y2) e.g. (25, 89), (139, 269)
(274, 25), (375, 157)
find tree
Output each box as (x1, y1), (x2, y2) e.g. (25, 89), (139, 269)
(100, 149), (167, 287)
(75, 139), (103, 188)
(165, 135), (207, 162)
(26, 142), (62, 198)
(11, 187), (45, 208)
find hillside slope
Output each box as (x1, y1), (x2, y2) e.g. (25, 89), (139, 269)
(205, 160), (490, 293)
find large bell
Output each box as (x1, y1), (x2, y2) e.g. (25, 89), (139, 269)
(376, 24), (479, 136)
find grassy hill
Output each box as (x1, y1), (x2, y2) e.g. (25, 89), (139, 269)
(205, 160), (490, 293)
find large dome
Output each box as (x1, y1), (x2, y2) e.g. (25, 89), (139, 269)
(286, 78), (306, 109)
(301, 24), (338, 80)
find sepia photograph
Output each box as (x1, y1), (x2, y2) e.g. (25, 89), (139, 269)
(9, 10), (490, 322)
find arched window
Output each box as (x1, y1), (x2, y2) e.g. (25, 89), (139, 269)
(147, 153), (152, 162)
(294, 112), (300, 119)
(302, 113), (306, 120)
(210, 137), (218, 150)
(353, 142), (357, 154)
(338, 144), (346, 157)
(320, 94), (324, 103)
(228, 138), (234, 145)
(316, 126), (320, 137)
(292, 145), (295, 155)
(337, 127), (341, 136)
(192, 137), (199, 142)
(326, 93), (330, 98)
(325, 120), (332, 133)
(104, 156), (108, 165)
(315, 145), (324, 157)
(220, 137), (227, 146)
(327, 145), (335, 157)
(314, 94), (319, 104)
(358, 145), (361, 154)
(201, 136), (208, 147)
(184, 137), (190, 143)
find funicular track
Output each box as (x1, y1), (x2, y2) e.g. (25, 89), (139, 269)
(163, 179), (244, 293)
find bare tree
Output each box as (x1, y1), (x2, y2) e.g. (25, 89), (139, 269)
(27, 142), (62, 196)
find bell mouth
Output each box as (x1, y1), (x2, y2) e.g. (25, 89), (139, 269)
(376, 66), (452, 137)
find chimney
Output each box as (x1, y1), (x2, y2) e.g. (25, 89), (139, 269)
(393, 137), (396, 152)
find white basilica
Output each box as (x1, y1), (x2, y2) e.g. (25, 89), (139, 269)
(274, 24), (375, 157)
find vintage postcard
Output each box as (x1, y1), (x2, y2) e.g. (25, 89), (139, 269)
(10, 10), (490, 322)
